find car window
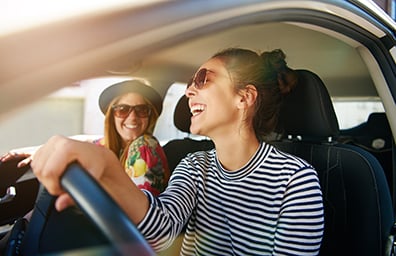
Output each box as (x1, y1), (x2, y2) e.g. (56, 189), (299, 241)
(333, 99), (385, 129)
(0, 88), (85, 154)
(154, 83), (208, 146)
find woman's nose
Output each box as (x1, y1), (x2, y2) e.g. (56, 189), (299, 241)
(185, 85), (196, 98)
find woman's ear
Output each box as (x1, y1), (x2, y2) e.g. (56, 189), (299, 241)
(237, 84), (257, 109)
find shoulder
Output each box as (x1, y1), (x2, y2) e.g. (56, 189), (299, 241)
(258, 143), (319, 183)
(184, 148), (215, 163)
(174, 149), (216, 174)
(267, 143), (313, 170)
(130, 134), (161, 148)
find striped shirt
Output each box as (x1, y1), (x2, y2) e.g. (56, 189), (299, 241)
(138, 142), (324, 255)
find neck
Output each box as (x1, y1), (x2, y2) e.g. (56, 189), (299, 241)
(212, 132), (260, 171)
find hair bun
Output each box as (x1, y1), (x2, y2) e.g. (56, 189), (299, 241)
(261, 49), (297, 94)
(261, 49), (286, 70)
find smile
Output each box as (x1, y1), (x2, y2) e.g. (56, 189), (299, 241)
(124, 124), (138, 129)
(190, 104), (205, 116)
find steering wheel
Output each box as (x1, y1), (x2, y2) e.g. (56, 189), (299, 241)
(60, 162), (155, 256)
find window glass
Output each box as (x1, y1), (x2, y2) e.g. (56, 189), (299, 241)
(333, 100), (385, 129)
(154, 83), (187, 145)
(154, 83), (208, 146)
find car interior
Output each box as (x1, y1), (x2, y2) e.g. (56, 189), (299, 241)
(0, 1), (395, 255)
(271, 69), (394, 256)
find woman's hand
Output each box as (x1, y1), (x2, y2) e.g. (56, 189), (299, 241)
(0, 151), (32, 167)
(31, 135), (121, 211)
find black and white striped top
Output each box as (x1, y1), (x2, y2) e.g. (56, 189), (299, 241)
(138, 142), (324, 255)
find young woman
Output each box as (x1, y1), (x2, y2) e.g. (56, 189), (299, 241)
(95, 80), (170, 195)
(31, 48), (324, 255)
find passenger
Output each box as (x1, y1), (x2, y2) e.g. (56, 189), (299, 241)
(93, 80), (170, 195)
(31, 48), (324, 255)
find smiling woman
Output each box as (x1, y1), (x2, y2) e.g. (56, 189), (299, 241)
(92, 79), (170, 195)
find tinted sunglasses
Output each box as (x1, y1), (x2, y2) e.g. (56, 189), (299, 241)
(187, 68), (208, 89)
(112, 104), (151, 118)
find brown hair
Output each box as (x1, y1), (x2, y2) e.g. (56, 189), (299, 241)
(103, 94), (159, 161)
(212, 48), (297, 138)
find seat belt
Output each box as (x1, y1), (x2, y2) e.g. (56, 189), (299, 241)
(19, 185), (56, 255)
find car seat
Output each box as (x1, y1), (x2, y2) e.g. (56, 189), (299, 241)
(271, 69), (394, 256)
(338, 112), (393, 192)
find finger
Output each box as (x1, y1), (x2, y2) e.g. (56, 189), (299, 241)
(1, 152), (32, 163)
(17, 157), (32, 168)
(0, 152), (17, 162)
(55, 193), (75, 211)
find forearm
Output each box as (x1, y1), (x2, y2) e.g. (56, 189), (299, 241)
(101, 169), (150, 224)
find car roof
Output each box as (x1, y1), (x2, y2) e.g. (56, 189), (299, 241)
(0, 0), (395, 120)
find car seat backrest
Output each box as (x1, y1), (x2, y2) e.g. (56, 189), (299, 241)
(163, 95), (214, 172)
(339, 112), (393, 191)
(271, 69), (394, 256)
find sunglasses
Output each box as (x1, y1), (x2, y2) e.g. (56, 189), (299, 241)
(187, 68), (208, 89)
(112, 104), (151, 118)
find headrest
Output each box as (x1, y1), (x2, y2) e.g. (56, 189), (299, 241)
(174, 94), (191, 133)
(276, 69), (339, 140)
(366, 112), (390, 132)
(339, 112), (391, 151)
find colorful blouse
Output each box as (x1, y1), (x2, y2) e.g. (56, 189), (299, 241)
(94, 134), (170, 196)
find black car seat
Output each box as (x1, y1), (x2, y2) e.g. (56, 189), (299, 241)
(271, 69), (394, 256)
(338, 112), (393, 192)
(163, 95), (214, 173)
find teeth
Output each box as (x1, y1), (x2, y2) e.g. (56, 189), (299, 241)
(191, 104), (205, 116)
(125, 124), (138, 129)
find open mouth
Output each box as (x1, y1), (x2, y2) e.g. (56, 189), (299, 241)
(190, 104), (205, 116)
(124, 124), (138, 129)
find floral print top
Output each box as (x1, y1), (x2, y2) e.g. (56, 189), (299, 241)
(94, 134), (170, 196)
